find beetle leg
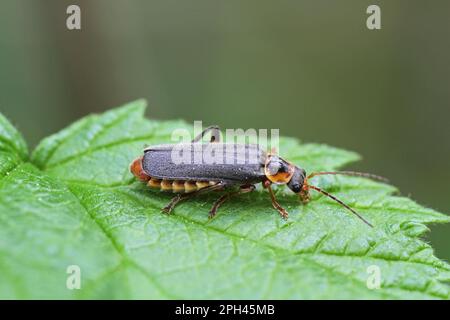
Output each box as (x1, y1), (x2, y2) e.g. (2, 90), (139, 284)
(208, 184), (256, 219)
(162, 182), (225, 214)
(192, 125), (221, 143)
(267, 185), (289, 219)
(161, 194), (189, 214)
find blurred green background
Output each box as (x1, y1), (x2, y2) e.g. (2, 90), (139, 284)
(0, 0), (448, 260)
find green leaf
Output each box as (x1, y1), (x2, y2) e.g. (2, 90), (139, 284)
(0, 113), (28, 177)
(0, 100), (448, 299)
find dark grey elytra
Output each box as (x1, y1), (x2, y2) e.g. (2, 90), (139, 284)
(142, 142), (267, 185)
(131, 125), (388, 226)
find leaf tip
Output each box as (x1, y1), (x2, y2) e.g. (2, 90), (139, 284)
(116, 98), (148, 115)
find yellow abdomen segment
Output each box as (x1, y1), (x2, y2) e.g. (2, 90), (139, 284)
(147, 177), (218, 193)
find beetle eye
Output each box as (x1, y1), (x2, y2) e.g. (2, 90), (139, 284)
(291, 183), (301, 193)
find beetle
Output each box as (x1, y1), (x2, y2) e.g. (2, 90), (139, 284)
(130, 126), (387, 227)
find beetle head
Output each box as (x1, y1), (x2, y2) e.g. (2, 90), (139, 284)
(265, 154), (380, 227)
(264, 155), (306, 193)
(286, 166), (307, 193)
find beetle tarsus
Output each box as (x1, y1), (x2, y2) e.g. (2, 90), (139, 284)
(272, 203), (289, 220)
(162, 193), (193, 214)
(162, 194), (182, 214)
(276, 206), (289, 220)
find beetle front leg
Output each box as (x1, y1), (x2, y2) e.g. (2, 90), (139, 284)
(208, 184), (255, 219)
(267, 185), (289, 219)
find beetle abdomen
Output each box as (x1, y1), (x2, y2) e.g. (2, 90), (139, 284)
(130, 157), (218, 193)
(147, 178), (219, 193)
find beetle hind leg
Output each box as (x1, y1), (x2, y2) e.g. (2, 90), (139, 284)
(208, 184), (256, 219)
(192, 125), (221, 143)
(162, 194), (184, 214)
(161, 182), (226, 215)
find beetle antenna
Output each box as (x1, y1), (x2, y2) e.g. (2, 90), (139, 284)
(308, 185), (373, 228)
(308, 171), (388, 183)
